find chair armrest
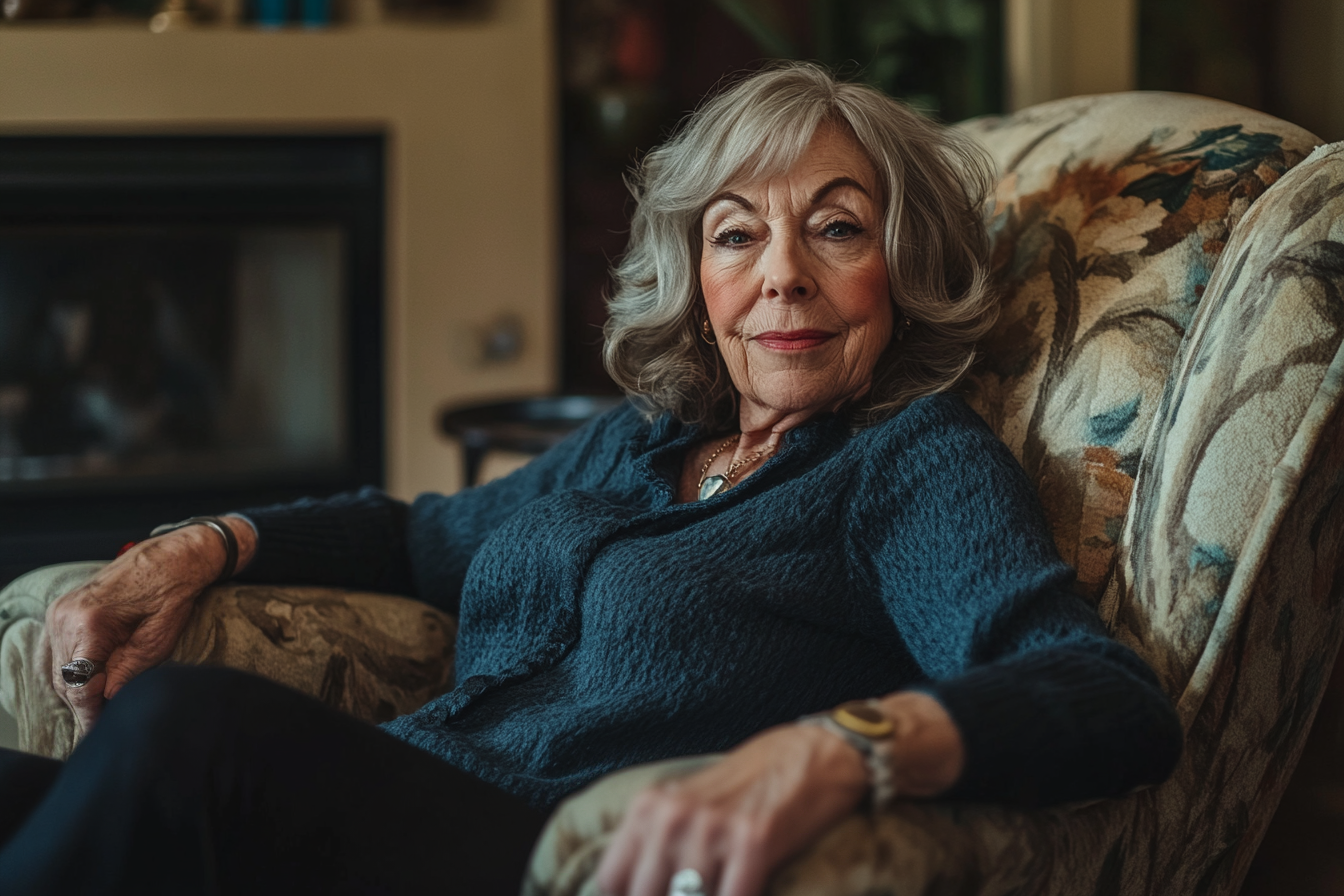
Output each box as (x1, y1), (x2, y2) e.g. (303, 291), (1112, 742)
(0, 561), (457, 759)
(523, 754), (1149, 896)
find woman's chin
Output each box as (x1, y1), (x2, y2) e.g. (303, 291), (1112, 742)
(738, 378), (866, 422)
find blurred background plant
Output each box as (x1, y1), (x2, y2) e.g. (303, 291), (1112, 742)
(714, 0), (1002, 120)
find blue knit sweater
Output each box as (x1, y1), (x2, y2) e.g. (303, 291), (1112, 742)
(239, 394), (1182, 809)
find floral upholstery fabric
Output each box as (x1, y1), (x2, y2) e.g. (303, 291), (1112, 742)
(523, 98), (1344, 896)
(962, 92), (1318, 608)
(0, 562), (456, 760)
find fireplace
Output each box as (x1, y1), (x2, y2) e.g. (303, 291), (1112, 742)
(0, 135), (384, 585)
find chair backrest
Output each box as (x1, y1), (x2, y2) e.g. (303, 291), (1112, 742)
(960, 94), (1344, 894)
(956, 92), (1318, 677)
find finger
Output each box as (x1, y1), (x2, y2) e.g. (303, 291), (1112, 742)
(626, 792), (686, 896)
(596, 831), (636, 895)
(46, 604), (114, 736)
(597, 788), (658, 896)
(673, 812), (724, 896)
(52, 656), (108, 737)
(66, 676), (108, 736)
(101, 612), (188, 699)
(716, 820), (771, 896)
(50, 634), (111, 735)
(628, 840), (676, 896)
(103, 656), (139, 700)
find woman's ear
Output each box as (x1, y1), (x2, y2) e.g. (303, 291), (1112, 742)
(893, 304), (913, 341)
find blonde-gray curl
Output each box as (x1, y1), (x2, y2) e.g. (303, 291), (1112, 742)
(602, 62), (998, 431)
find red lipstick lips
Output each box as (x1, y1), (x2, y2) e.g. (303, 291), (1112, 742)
(753, 329), (834, 351)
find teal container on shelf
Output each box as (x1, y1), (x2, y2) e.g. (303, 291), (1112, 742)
(301, 0), (330, 26)
(254, 0), (288, 27)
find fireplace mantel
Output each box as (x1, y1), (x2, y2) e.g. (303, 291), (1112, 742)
(0, 3), (558, 500)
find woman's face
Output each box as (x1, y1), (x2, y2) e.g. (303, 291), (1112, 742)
(700, 123), (893, 427)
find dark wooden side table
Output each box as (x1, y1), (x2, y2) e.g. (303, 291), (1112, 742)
(438, 395), (625, 487)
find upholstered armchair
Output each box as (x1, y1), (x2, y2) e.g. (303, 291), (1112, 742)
(3, 91), (1343, 896)
(523, 93), (1344, 896)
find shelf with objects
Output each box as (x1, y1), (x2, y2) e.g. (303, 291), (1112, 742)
(0, 0), (489, 31)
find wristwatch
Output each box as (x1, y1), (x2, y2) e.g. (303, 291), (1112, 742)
(797, 700), (896, 810)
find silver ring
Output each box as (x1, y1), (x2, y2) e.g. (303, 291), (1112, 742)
(60, 658), (105, 688)
(669, 868), (706, 896)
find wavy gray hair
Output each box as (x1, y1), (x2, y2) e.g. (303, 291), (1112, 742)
(603, 62), (998, 430)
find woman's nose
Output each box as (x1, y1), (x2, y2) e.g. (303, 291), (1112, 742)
(760, 235), (816, 301)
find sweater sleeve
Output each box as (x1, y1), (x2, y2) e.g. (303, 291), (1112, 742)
(861, 396), (1183, 807)
(233, 486), (415, 594)
(234, 402), (643, 614)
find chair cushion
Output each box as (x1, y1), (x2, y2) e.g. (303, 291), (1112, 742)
(957, 93), (1320, 603)
(1103, 140), (1344, 698)
(0, 562), (457, 759)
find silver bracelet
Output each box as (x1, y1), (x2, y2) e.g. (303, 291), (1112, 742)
(149, 515), (239, 584)
(797, 699), (897, 811)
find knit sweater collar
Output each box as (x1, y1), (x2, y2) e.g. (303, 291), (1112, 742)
(632, 408), (853, 506)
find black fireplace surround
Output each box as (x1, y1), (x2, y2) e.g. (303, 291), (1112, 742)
(0, 135), (385, 586)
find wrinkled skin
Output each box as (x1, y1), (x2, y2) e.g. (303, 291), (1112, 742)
(700, 123), (894, 437)
(45, 517), (257, 735)
(596, 693), (962, 896)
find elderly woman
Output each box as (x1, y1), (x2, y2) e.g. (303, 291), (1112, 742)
(0, 64), (1181, 896)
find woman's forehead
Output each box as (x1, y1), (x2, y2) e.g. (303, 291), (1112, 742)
(716, 123), (881, 199)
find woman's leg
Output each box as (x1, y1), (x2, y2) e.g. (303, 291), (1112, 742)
(0, 749), (61, 847)
(0, 665), (548, 896)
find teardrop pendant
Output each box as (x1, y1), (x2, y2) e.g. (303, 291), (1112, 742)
(698, 474), (729, 501)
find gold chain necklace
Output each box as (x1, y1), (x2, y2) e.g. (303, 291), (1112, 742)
(696, 434), (775, 501)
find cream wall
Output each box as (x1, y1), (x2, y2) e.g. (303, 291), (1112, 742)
(1277, 0), (1344, 141)
(0, 1), (558, 500)
(1006, 0), (1138, 110)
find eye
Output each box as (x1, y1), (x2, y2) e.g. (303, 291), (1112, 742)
(820, 219), (863, 239)
(711, 228), (753, 247)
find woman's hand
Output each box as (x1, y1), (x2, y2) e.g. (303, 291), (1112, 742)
(595, 724), (868, 896)
(44, 516), (256, 734)
(596, 693), (964, 896)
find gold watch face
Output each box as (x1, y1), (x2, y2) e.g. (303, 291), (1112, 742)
(832, 701), (893, 739)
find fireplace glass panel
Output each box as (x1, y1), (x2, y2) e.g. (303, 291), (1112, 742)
(0, 132), (383, 587)
(0, 225), (347, 492)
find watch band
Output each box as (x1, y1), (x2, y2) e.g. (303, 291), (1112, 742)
(798, 699), (897, 811)
(149, 515), (239, 585)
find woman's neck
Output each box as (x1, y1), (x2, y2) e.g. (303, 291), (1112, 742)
(721, 409), (808, 478)
(675, 403), (836, 504)
(734, 405), (814, 458)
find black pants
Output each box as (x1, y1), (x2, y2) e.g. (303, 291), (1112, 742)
(0, 665), (548, 896)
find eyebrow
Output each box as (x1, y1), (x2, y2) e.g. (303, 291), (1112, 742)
(709, 191), (754, 212)
(707, 177), (872, 213)
(811, 176), (871, 203)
